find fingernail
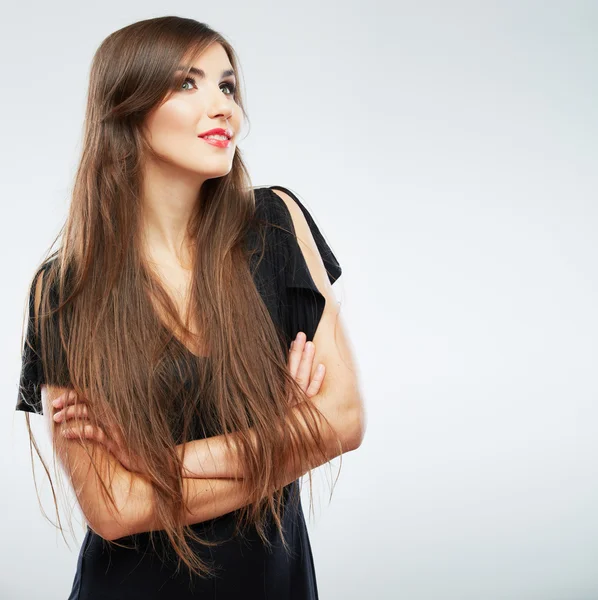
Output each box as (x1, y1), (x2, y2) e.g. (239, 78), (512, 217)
(53, 411), (62, 422)
(52, 398), (61, 407)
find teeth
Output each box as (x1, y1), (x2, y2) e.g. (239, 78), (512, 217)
(204, 134), (228, 140)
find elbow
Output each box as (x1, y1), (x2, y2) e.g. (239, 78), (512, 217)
(94, 522), (122, 542)
(82, 511), (121, 541)
(315, 382), (366, 456)
(343, 394), (367, 452)
(94, 512), (141, 541)
(348, 403), (366, 451)
(322, 385), (366, 456)
(86, 511), (130, 542)
(88, 479), (150, 541)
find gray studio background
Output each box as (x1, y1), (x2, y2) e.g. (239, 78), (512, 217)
(2, 2), (597, 599)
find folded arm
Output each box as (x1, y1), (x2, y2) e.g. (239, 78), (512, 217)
(47, 383), (266, 541)
(176, 336), (362, 481)
(127, 374), (361, 538)
(49, 188), (366, 540)
(51, 353), (360, 541)
(178, 188), (366, 481)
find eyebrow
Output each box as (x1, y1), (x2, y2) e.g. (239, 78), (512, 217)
(176, 67), (236, 79)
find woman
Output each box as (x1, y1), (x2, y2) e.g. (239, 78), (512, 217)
(16, 15), (365, 599)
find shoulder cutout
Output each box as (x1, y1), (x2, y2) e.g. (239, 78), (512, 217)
(268, 185), (342, 343)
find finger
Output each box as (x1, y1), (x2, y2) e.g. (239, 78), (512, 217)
(57, 401), (119, 444)
(69, 390), (88, 406)
(305, 364), (325, 398)
(62, 424), (112, 449)
(54, 404), (89, 423)
(62, 424), (97, 442)
(295, 341), (316, 392)
(64, 390), (79, 407)
(51, 392), (68, 409)
(52, 390), (86, 410)
(287, 332), (306, 378)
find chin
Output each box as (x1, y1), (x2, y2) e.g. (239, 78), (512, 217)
(191, 165), (232, 181)
(202, 166), (232, 178)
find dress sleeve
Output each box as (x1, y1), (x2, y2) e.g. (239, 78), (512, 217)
(16, 266), (47, 415)
(267, 185), (342, 346)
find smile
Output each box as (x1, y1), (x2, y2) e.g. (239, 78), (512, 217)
(199, 136), (231, 148)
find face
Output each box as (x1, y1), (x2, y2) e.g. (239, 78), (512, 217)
(143, 42), (242, 181)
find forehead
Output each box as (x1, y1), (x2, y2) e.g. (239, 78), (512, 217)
(182, 42), (234, 75)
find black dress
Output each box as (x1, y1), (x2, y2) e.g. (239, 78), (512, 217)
(16, 185), (342, 600)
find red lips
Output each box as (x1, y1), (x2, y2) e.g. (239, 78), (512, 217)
(198, 127), (231, 139)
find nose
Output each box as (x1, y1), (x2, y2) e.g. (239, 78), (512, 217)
(206, 84), (234, 121)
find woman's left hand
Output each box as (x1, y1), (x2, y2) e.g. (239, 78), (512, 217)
(52, 391), (146, 475)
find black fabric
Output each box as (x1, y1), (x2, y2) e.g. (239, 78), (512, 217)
(268, 185), (342, 347)
(16, 185), (341, 599)
(16, 263), (51, 415)
(16, 256), (74, 415)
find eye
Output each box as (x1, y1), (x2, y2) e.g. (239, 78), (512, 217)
(180, 76), (236, 96)
(181, 76), (197, 91)
(221, 81), (236, 96)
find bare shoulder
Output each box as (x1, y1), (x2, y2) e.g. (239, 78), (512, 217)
(270, 186), (354, 376)
(269, 187), (337, 310)
(271, 187), (364, 442)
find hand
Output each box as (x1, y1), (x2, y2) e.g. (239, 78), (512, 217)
(51, 333), (326, 472)
(287, 331), (326, 405)
(52, 390), (146, 474)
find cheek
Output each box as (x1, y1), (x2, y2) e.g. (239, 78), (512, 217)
(233, 111), (244, 133)
(148, 100), (201, 145)
(230, 103), (243, 125)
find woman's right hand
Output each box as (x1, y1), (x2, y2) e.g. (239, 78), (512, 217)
(287, 331), (326, 404)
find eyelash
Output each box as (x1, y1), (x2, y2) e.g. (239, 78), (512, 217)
(182, 76), (236, 96)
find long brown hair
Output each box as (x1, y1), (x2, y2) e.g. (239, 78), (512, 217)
(18, 16), (343, 579)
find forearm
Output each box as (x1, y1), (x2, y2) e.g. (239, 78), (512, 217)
(57, 435), (145, 541)
(116, 395), (362, 539)
(176, 436), (241, 479)
(117, 468), (296, 538)
(176, 392), (362, 481)
(49, 405), (143, 540)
